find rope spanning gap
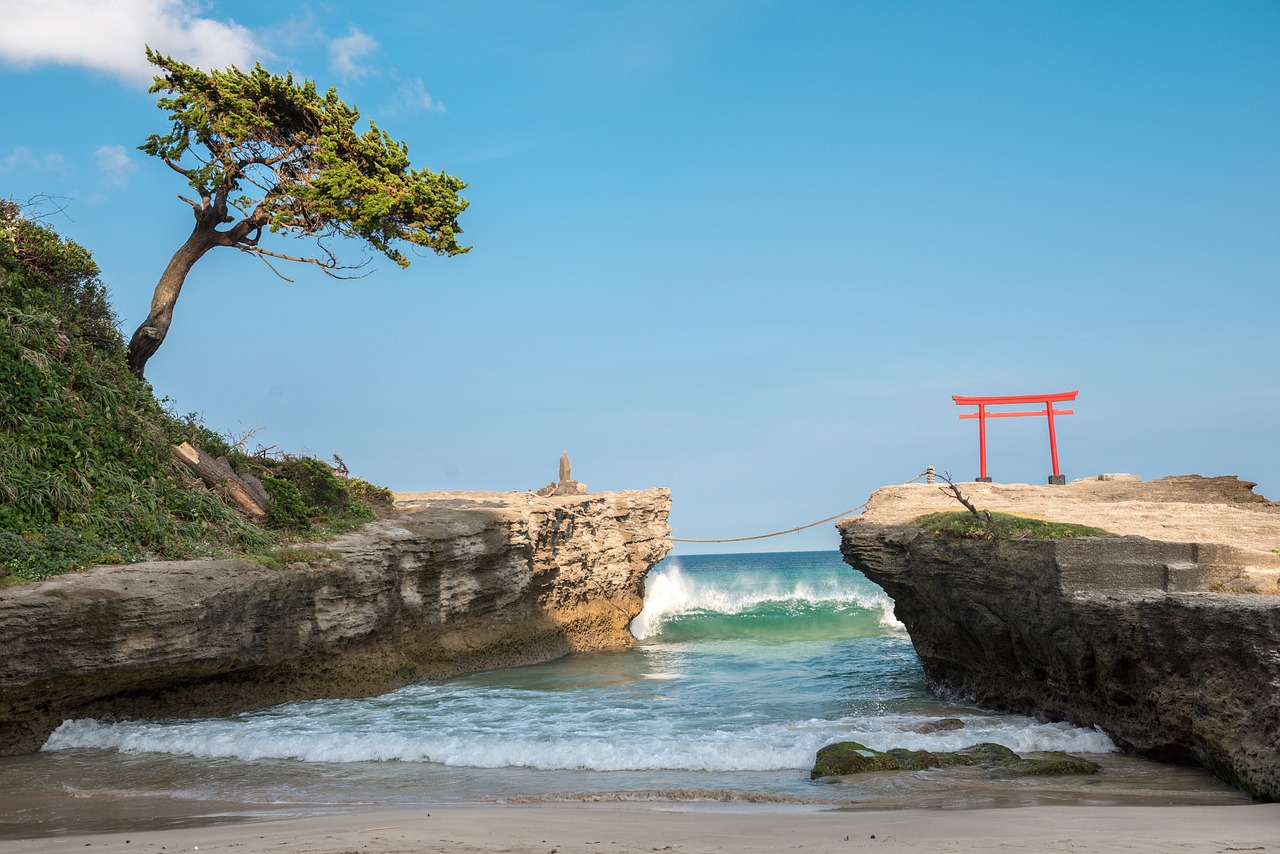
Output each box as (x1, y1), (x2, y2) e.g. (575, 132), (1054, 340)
(671, 505), (870, 544)
(521, 470), (935, 545)
(670, 471), (933, 544)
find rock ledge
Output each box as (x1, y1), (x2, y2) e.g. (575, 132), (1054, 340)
(0, 488), (671, 756)
(838, 475), (1280, 800)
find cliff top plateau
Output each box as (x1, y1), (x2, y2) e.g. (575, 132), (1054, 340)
(853, 474), (1280, 556)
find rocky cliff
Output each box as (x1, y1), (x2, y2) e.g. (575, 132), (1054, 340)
(0, 488), (671, 756)
(838, 476), (1280, 800)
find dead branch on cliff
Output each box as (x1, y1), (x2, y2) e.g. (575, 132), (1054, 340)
(937, 471), (995, 538)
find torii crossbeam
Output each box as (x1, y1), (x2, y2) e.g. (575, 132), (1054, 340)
(952, 390), (1079, 485)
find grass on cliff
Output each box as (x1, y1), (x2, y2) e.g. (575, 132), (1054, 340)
(0, 199), (392, 582)
(914, 511), (1119, 540)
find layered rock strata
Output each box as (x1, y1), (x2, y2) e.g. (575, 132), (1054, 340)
(0, 489), (671, 756)
(838, 476), (1280, 800)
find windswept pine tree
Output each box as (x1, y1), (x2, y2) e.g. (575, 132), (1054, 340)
(129, 48), (470, 378)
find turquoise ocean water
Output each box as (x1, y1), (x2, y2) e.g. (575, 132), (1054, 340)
(3, 551), (1249, 828)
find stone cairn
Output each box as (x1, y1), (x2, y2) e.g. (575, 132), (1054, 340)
(535, 452), (588, 497)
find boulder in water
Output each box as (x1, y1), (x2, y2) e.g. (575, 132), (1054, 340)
(907, 717), (966, 734)
(810, 741), (1098, 780)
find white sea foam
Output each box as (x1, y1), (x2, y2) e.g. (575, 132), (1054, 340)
(820, 715), (1118, 755)
(629, 561), (901, 639)
(45, 702), (1114, 771)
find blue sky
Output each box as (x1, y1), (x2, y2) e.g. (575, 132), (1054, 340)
(1, 1), (1276, 553)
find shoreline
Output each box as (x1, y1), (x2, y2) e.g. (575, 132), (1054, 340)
(0, 748), (1253, 842)
(7, 801), (1280, 853)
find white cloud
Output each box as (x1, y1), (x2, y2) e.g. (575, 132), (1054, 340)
(0, 0), (263, 84)
(394, 78), (446, 114)
(94, 144), (136, 187)
(0, 146), (66, 173)
(329, 27), (378, 83)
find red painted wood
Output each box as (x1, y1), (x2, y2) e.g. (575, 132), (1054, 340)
(952, 391), (1078, 482)
(958, 409), (1074, 419)
(978, 403), (988, 479)
(952, 390), (1079, 406)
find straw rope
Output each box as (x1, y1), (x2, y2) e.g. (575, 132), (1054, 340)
(668, 470), (932, 543)
(522, 470), (933, 545)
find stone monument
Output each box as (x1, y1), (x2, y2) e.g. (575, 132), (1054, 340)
(536, 452), (588, 497)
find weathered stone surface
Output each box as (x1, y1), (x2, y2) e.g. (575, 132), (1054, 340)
(857, 475), (1280, 559)
(0, 489), (671, 756)
(811, 740), (1097, 780)
(837, 477), (1280, 800)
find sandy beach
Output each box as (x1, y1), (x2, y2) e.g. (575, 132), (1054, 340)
(7, 802), (1280, 853)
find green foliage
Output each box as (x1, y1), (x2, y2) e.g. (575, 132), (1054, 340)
(163, 407), (236, 458)
(276, 457), (349, 516)
(253, 456), (370, 533)
(914, 510), (1119, 540)
(346, 477), (394, 513)
(141, 47), (470, 267)
(261, 472), (312, 531)
(0, 200), (269, 578)
(0, 201), (385, 580)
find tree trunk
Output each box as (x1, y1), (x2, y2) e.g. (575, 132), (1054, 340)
(172, 442), (270, 521)
(127, 215), (222, 379)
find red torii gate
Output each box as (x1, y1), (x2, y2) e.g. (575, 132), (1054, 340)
(952, 390), (1078, 485)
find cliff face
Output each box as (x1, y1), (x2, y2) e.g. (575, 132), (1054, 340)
(0, 489), (671, 756)
(838, 478), (1280, 800)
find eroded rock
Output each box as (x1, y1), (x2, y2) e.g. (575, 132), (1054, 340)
(811, 740), (1097, 780)
(837, 476), (1280, 800)
(0, 489), (671, 756)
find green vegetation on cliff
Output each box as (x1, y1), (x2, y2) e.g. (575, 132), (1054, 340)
(0, 200), (390, 581)
(914, 510), (1118, 540)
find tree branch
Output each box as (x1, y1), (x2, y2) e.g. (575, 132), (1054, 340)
(233, 243), (372, 278)
(940, 478), (982, 517)
(160, 153), (189, 177)
(935, 471), (994, 536)
(249, 251), (297, 282)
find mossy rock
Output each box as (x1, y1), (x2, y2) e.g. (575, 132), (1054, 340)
(887, 748), (976, 770)
(812, 741), (1098, 780)
(955, 742), (1019, 763)
(811, 742), (904, 778)
(1001, 751), (1101, 776)
(909, 717), (966, 734)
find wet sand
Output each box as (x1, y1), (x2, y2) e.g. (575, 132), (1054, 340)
(6, 801), (1280, 853)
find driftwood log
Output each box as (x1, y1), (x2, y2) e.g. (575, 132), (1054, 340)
(172, 442), (271, 521)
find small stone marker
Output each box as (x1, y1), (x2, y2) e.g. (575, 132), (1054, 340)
(535, 451), (588, 497)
